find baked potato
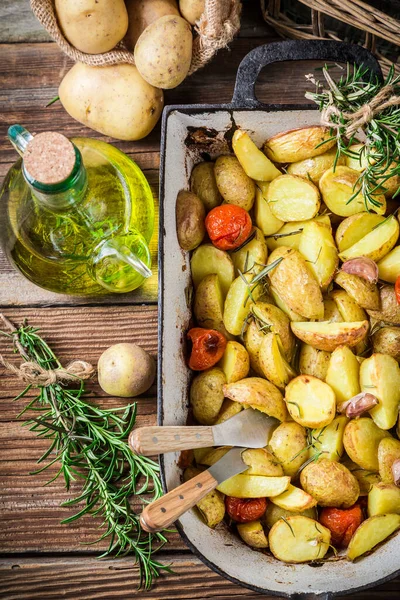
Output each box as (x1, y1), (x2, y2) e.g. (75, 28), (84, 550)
(214, 155), (256, 210)
(218, 341), (250, 383)
(299, 344), (331, 380)
(194, 273), (231, 338)
(290, 320), (369, 352)
(325, 345), (361, 406)
(266, 174), (321, 222)
(232, 130), (281, 181)
(176, 190), (205, 250)
(264, 126), (335, 163)
(335, 212), (385, 252)
(367, 285), (400, 324)
(343, 418), (391, 471)
(347, 514), (400, 561)
(368, 482), (400, 516)
(287, 146), (345, 183)
(334, 271), (380, 311)
(377, 437), (400, 483)
(339, 215), (399, 263)
(190, 368), (226, 424)
(285, 375), (336, 428)
(360, 353), (400, 430)
(300, 459), (360, 508)
(231, 227), (267, 275)
(269, 516), (331, 563)
(377, 246), (400, 284)
(190, 161), (222, 212)
(268, 421), (309, 477)
(298, 219), (338, 290)
(264, 504), (317, 528)
(237, 520), (269, 548)
(191, 244), (235, 297)
(253, 181), (284, 236)
(223, 377), (288, 421)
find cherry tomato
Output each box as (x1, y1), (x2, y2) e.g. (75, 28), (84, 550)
(187, 327), (227, 371)
(319, 504), (364, 548)
(225, 497), (267, 523)
(395, 275), (400, 305)
(205, 205), (252, 251)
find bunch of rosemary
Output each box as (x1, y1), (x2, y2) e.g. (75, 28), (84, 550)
(0, 315), (169, 589)
(306, 63), (400, 211)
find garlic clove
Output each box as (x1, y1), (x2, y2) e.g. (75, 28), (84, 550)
(341, 257), (379, 284)
(338, 392), (378, 418)
(392, 459), (400, 487)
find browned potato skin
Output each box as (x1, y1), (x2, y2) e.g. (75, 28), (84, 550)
(335, 271), (380, 310)
(190, 162), (222, 212)
(176, 190), (205, 250)
(264, 126), (335, 163)
(124, 0), (179, 49)
(300, 459), (360, 508)
(190, 368), (226, 425)
(287, 147), (345, 184)
(372, 327), (400, 361)
(367, 285), (400, 324)
(214, 156), (256, 210)
(291, 320), (369, 353)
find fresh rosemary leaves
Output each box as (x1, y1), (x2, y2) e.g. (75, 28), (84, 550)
(0, 318), (169, 589)
(306, 64), (400, 211)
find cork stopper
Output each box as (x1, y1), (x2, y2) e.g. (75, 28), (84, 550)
(23, 132), (76, 185)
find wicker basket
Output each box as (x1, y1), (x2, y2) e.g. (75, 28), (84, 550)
(261, 0), (400, 76)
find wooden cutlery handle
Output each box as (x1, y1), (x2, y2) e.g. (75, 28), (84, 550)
(140, 470), (217, 532)
(129, 426), (214, 456)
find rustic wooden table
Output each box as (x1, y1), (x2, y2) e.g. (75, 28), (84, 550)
(0, 2), (399, 599)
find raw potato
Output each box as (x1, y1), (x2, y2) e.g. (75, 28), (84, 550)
(300, 459), (360, 508)
(176, 190), (205, 250)
(223, 377), (288, 422)
(232, 130), (281, 181)
(134, 15), (192, 89)
(191, 244), (235, 297)
(194, 274), (230, 338)
(254, 182), (284, 235)
(343, 418), (391, 471)
(372, 327), (400, 361)
(264, 504), (317, 529)
(378, 437), (400, 483)
(251, 302), (295, 361)
(287, 147), (345, 183)
(223, 272), (264, 336)
(258, 332), (295, 389)
(339, 215), (399, 263)
(266, 215), (331, 253)
(264, 126), (335, 163)
(267, 247), (324, 320)
(335, 212), (385, 252)
(242, 448), (284, 477)
(334, 271), (380, 311)
(367, 285), (400, 324)
(55, 0), (128, 54)
(214, 398), (242, 424)
(190, 368), (226, 425)
(285, 375), (336, 428)
(98, 343), (155, 397)
(368, 483), (400, 516)
(269, 516), (331, 563)
(59, 63), (163, 141)
(291, 320), (369, 352)
(124, 0), (179, 49)
(266, 174), (321, 222)
(269, 422), (308, 477)
(270, 485), (317, 512)
(319, 166), (386, 217)
(231, 227), (267, 274)
(217, 473), (290, 497)
(183, 467), (225, 528)
(331, 290), (368, 322)
(214, 156), (256, 210)
(325, 346), (360, 406)
(298, 220), (338, 290)
(190, 162), (222, 212)
(309, 415), (349, 462)
(378, 246), (400, 284)
(237, 520), (269, 548)
(360, 353), (400, 430)
(347, 514), (400, 561)
(218, 341), (250, 383)
(179, 0), (205, 24)
(269, 285), (305, 322)
(299, 344), (331, 380)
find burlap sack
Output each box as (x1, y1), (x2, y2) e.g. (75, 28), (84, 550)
(30, 0), (241, 76)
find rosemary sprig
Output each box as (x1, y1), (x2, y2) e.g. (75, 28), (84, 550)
(0, 318), (169, 589)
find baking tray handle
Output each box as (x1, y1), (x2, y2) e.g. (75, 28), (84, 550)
(231, 39), (383, 109)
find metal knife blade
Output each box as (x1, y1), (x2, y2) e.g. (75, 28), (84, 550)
(208, 447), (248, 485)
(212, 408), (278, 448)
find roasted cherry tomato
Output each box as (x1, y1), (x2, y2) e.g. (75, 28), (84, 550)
(395, 275), (400, 305)
(225, 496), (267, 523)
(205, 204), (252, 251)
(187, 327), (227, 371)
(319, 503), (364, 548)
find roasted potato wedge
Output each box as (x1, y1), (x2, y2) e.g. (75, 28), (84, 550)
(194, 274), (231, 338)
(291, 320), (369, 352)
(231, 227), (267, 275)
(300, 459), (360, 508)
(269, 516), (331, 563)
(287, 146), (345, 183)
(264, 504), (317, 529)
(339, 215), (399, 263)
(223, 272), (263, 336)
(270, 484), (317, 512)
(298, 220), (338, 290)
(198, 447), (231, 466)
(268, 421), (308, 477)
(368, 483), (400, 516)
(176, 190), (206, 250)
(251, 301), (296, 361)
(266, 174), (321, 222)
(223, 377), (288, 421)
(214, 398), (243, 424)
(191, 244), (235, 297)
(360, 353), (400, 430)
(335, 212), (385, 252)
(321, 296), (343, 323)
(237, 520), (269, 548)
(218, 341), (250, 383)
(232, 129), (281, 181)
(325, 345), (360, 406)
(331, 289), (368, 322)
(259, 332), (296, 390)
(378, 246), (400, 284)
(372, 327), (400, 361)
(309, 415), (349, 462)
(343, 459), (381, 495)
(190, 161), (222, 212)
(190, 368), (226, 425)
(217, 473), (290, 498)
(242, 448), (284, 477)
(347, 514), (400, 561)
(378, 437), (400, 483)
(265, 215), (331, 253)
(343, 418), (391, 471)
(367, 285), (400, 324)
(299, 344), (330, 380)
(285, 375), (336, 428)
(335, 271), (380, 311)
(269, 285), (305, 321)
(264, 126), (335, 163)
(214, 155), (255, 211)
(243, 319), (266, 375)
(254, 181), (284, 236)
(344, 143), (372, 172)
(183, 466), (225, 528)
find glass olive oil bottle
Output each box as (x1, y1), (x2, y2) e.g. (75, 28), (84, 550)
(0, 125), (154, 295)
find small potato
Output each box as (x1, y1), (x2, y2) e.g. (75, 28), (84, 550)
(325, 346), (360, 406)
(300, 459), (360, 508)
(319, 166), (386, 217)
(191, 244), (235, 297)
(345, 143), (372, 172)
(231, 227), (267, 275)
(269, 285), (305, 322)
(217, 474), (290, 498)
(259, 332), (296, 390)
(334, 271), (380, 311)
(254, 182), (284, 236)
(243, 320), (267, 375)
(378, 437), (400, 483)
(264, 504), (317, 529)
(237, 520), (269, 548)
(176, 190), (205, 250)
(343, 459), (381, 495)
(134, 15), (192, 89)
(287, 147), (345, 183)
(190, 162), (222, 212)
(309, 415), (349, 462)
(269, 516), (331, 563)
(264, 126), (335, 163)
(183, 467), (225, 527)
(299, 344), (330, 380)
(285, 375), (336, 428)
(368, 483), (400, 516)
(218, 341), (250, 383)
(291, 320), (369, 352)
(376, 160), (400, 197)
(232, 130), (281, 182)
(378, 246), (400, 284)
(367, 285), (400, 324)
(214, 156), (256, 210)
(266, 215), (331, 253)
(199, 447), (230, 466)
(331, 289), (368, 322)
(360, 353), (400, 430)
(267, 247), (324, 320)
(223, 377), (288, 422)
(372, 327), (400, 361)
(343, 418), (391, 471)
(266, 174), (320, 222)
(347, 514), (400, 561)
(321, 296), (343, 322)
(242, 448), (283, 477)
(335, 212), (385, 252)
(98, 343), (155, 397)
(270, 485), (317, 512)
(251, 302), (296, 361)
(190, 367), (226, 425)
(269, 422), (308, 477)
(214, 398), (243, 424)
(194, 274), (231, 338)
(179, 0), (205, 24)
(298, 220), (338, 290)
(124, 0), (179, 49)
(223, 273), (263, 336)
(339, 215), (399, 263)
